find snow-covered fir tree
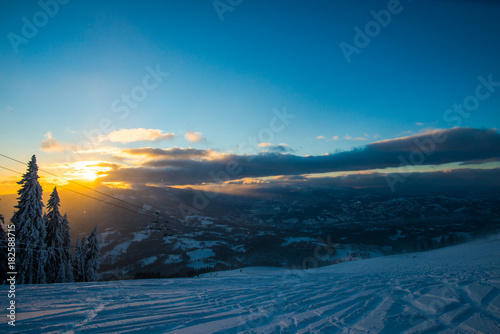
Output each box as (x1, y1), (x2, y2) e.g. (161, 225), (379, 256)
(45, 187), (65, 283)
(73, 236), (86, 282)
(61, 213), (74, 282)
(12, 155), (47, 284)
(85, 227), (100, 282)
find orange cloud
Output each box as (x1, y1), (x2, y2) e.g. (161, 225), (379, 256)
(184, 131), (205, 143)
(106, 128), (174, 144)
(40, 132), (77, 152)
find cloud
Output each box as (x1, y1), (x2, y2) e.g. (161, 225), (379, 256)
(106, 128), (174, 144)
(316, 135), (338, 141)
(184, 131), (205, 143)
(271, 144), (295, 153)
(120, 147), (214, 160)
(40, 132), (77, 152)
(344, 135), (368, 141)
(369, 127), (500, 154)
(416, 122), (424, 126)
(100, 127), (500, 187)
(244, 168), (500, 196)
(258, 143), (295, 153)
(75, 146), (122, 155)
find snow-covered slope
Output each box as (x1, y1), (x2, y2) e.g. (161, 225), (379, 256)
(3, 236), (500, 333)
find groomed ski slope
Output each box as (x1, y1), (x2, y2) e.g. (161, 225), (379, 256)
(3, 236), (500, 333)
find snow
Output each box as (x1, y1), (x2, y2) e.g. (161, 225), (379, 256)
(215, 224), (233, 233)
(98, 229), (116, 248)
(186, 248), (215, 261)
(165, 237), (227, 251)
(184, 215), (217, 225)
(107, 240), (131, 256)
(104, 231), (152, 263)
(185, 248), (216, 270)
(164, 254), (183, 264)
(138, 256), (158, 266)
(130, 230), (150, 243)
(200, 220), (214, 227)
(389, 229), (406, 240)
(280, 236), (319, 246)
(2, 236), (500, 333)
(233, 245), (246, 253)
(187, 261), (216, 270)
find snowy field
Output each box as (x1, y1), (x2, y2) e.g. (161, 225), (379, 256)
(2, 236), (500, 333)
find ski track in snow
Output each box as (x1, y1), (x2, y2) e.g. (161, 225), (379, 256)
(2, 237), (500, 333)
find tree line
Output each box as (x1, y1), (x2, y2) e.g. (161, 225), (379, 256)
(0, 155), (100, 284)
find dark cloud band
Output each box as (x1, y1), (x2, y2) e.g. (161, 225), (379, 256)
(102, 127), (500, 186)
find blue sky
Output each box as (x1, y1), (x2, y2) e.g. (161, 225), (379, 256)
(1, 0), (500, 192)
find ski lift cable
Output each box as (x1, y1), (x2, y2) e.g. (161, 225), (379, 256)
(0, 153), (170, 220)
(0, 159), (178, 238)
(0, 164), (151, 218)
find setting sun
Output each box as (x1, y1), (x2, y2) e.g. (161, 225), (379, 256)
(43, 161), (112, 183)
(69, 162), (111, 182)
(80, 170), (99, 181)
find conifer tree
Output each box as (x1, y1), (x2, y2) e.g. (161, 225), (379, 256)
(12, 155), (46, 284)
(45, 187), (65, 283)
(85, 227), (100, 282)
(61, 213), (74, 282)
(73, 236), (86, 282)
